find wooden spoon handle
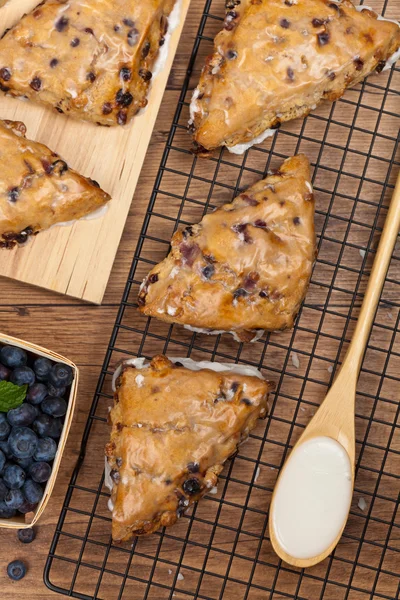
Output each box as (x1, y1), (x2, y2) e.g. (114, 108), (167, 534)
(343, 172), (400, 375)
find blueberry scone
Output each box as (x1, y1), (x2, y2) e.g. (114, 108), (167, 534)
(139, 155), (315, 342)
(105, 355), (270, 540)
(0, 0), (177, 126)
(0, 119), (110, 247)
(191, 0), (400, 153)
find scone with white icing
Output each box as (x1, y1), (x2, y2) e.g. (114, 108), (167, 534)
(0, 119), (110, 247)
(138, 154), (316, 342)
(0, 0), (177, 126)
(106, 355), (271, 540)
(190, 0), (400, 153)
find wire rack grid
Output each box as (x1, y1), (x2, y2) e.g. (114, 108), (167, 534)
(44, 1), (400, 599)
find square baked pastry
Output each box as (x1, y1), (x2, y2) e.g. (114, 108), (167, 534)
(190, 0), (400, 153)
(0, 119), (110, 247)
(105, 356), (271, 541)
(139, 154), (315, 342)
(0, 0), (178, 125)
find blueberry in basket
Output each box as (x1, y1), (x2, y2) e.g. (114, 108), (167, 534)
(0, 343), (74, 520)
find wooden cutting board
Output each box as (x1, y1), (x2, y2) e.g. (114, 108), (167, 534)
(0, 0), (190, 304)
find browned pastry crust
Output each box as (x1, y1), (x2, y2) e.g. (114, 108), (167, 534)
(0, 0), (177, 126)
(191, 0), (400, 152)
(139, 155), (315, 342)
(0, 119), (110, 246)
(106, 355), (270, 541)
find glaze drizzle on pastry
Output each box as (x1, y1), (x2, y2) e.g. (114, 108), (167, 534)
(191, 0), (400, 152)
(139, 155), (316, 342)
(106, 355), (270, 540)
(0, 0), (177, 126)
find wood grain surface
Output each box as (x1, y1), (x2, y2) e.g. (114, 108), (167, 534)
(0, 1), (399, 599)
(0, 0), (191, 304)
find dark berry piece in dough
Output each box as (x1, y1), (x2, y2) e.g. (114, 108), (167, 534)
(233, 288), (248, 299)
(353, 57), (364, 71)
(84, 27), (94, 35)
(30, 77), (42, 91)
(70, 37), (80, 47)
(241, 398), (252, 406)
(120, 67), (132, 81)
(187, 462), (200, 473)
(8, 187), (20, 202)
(102, 102), (113, 115)
(293, 216), (301, 225)
(287, 67), (295, 81)
(227, 49), (237, 60)
(139, 69), (152, 82)
(127, 28), (139, 46)
(148, 273), (159, 284)
(116, 89), (134, 107)
(202, 265), (215, 279)
(141, 41), (151, 59)
(86, 71), (96, 82)
(55, 16), (69, 32)
(312, 18), (325, 27)
(280, 18), (290, 28)
(0, 67), (11, 81)
(123, 18), (135, 27)
(317, 31), (330, 46)
(50, 58), (59, 68)
(117, 110), (127, 125)
(183, 478), (201, 495)
(254, 219), (267, 228)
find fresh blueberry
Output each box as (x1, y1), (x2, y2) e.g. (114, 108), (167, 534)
(0, 413), (11, 441)
(0, 449), (5, 473)
(33, 414), (62, 439)
(0, 363), (10, 381)
(47, 417), (63, 439)
(32, 414), (52, 437)
(46, 382), (67, 398)
(17, 527), (36, 544)
(27, 383), (48, 405)
(5, 488), (24, 509)
(14, 456), (33, 470)
(0, 440), (13, 460)
(7, 560), (26, 581)
(0, 500), (16, 518)
(18, 499), (37, 514)
(29, 461), (51, 483)
(0, 345), (27, 369)
(10, 366), (35, 387)
(7, 403), (37, 427)
(41, 396), (67, 418)
(3, 464), (26, 489)
(23, 479), (43, 504)
(8, 427), (38, 459)
(0, 478), (8, 500)
(33, 357), (53, 381)
(48, 363), (73, 388)
(33, 437), (57, 462)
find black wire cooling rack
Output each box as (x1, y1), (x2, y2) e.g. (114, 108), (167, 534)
(44, 1), (400, 599)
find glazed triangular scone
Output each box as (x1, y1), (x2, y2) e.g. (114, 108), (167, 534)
(139, 155), (315, 342)
(190, 0), (400, 153)
(106, 356), (270, 540)
(0, 119), (110, 247)
(0, 0), (177, 126)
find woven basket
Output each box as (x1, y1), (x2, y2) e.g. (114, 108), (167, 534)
(0, 333), (78, 529)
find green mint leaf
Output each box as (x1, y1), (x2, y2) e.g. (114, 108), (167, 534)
(0, 381), (28, 412)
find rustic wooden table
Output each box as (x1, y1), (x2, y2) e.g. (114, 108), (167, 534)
(0, 2), (399, 599)
(0, 7), (200, 597)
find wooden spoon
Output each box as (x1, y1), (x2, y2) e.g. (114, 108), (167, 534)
(269, 172), (400, 568)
